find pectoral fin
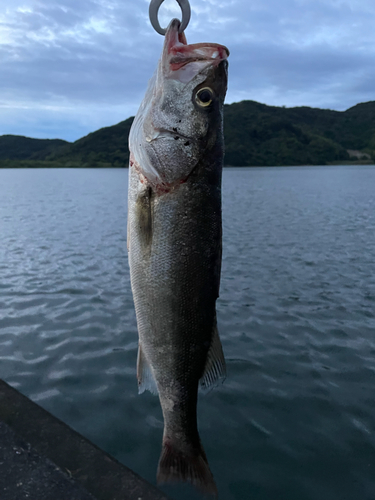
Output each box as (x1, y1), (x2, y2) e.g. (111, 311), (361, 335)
(137, 343), (158, 395)
(135, 186), (153, 249)
(127, 217), (130, 251)
(199, 322), (226, 393)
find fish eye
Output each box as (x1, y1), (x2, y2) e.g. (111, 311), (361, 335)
(195, 87), (214, 107)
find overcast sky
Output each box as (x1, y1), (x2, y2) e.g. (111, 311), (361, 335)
(1, 0), (374, 142)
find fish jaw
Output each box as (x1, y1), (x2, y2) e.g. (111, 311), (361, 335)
(162, 18), (229, 84)
(128, 19), (229, 192)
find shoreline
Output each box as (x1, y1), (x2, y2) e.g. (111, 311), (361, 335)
(0, 160), (374, 169)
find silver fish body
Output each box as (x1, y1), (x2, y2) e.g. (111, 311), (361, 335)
(128, 19), (229, 495)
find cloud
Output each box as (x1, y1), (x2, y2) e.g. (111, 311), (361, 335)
(0, 0), (374, 140)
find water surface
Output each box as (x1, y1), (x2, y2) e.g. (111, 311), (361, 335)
(1, 166), (375, 500)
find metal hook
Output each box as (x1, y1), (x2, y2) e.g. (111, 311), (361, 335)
(149, 0), (191, 35)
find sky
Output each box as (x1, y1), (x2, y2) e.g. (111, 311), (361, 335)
(1, 0), (375, 142)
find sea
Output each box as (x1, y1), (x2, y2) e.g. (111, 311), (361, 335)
(1, 166), (375, 500)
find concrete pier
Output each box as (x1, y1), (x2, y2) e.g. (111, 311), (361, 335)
(0, 379), (170, 500)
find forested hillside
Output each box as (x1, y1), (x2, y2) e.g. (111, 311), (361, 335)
(1, 101), (374, 167)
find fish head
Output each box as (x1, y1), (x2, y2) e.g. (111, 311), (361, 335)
(129, 19), (229, 191)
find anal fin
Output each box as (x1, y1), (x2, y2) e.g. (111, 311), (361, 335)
(200, 321), (226, 393)
(137, 343), (158, 395)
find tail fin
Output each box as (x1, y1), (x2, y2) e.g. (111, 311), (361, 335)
(157, 439), (218, 497)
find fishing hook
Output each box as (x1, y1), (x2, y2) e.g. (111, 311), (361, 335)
(149, 0), (191, 35)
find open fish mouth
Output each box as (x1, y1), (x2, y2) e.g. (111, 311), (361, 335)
(163, 18), (229, 82)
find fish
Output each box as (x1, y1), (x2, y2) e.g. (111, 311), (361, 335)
(127, 18), (229, 496)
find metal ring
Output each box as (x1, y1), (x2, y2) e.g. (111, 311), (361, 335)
(149, 0), (191, 35)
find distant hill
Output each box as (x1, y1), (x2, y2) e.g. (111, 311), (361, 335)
(1, 101), (374, 167)
(224, 100), (375, 166)
(0, 135), (69, 161)
(43, 117), (134, 167)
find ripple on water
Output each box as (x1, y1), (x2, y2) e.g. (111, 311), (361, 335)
(1, 167), (375, 500)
